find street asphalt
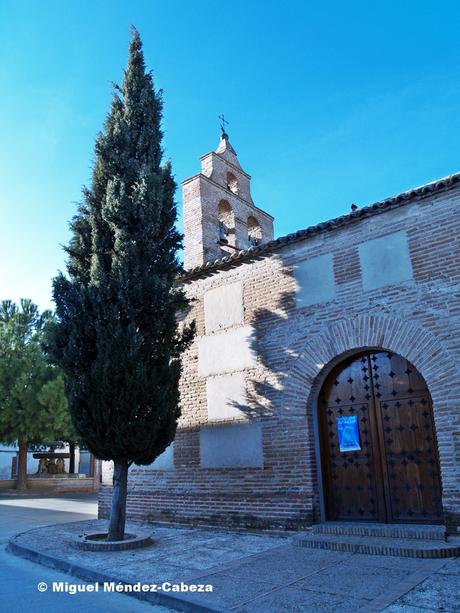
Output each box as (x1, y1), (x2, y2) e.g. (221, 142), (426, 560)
(0, 492), (172, 612)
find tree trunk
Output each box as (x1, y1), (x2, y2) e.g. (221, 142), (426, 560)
(69, 442), (76, 474)
(107, 459), (128, 541)
(17, 437), (28, 491)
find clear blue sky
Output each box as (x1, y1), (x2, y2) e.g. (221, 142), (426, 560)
(1, 0), (460, 310)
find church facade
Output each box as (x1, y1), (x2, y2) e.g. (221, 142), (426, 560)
(99, 132), (460, 533)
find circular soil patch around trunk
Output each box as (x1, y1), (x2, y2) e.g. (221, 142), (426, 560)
(74, 531), (153, 551)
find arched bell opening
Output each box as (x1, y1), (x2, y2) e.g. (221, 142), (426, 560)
(218, 199), (236, 253)
(316, 349), (443, 524)
(247, 215), (262, 247)
(226, 171), (239, 194)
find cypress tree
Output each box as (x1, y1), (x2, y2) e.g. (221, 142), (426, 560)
(51, 29), (194, 540)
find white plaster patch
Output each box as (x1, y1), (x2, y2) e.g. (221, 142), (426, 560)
(101, 460), (114, 484)
(150, 443), (174, 470)
(198, 326), (256, 376)
(359, 230), (413, 291)
(133, 444), (174, 471)
(293, 253), (335, 307)
(206, 373), (246, 421)
(200, 422), (263, 468)
(204, 282), (244, 333)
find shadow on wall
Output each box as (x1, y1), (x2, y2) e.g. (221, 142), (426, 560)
(125, 259), (303, 476)
(227, 260), (298, 421)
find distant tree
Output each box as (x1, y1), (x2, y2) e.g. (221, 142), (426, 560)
(51, 29), (194, 540)
(0, 299), (75, 489)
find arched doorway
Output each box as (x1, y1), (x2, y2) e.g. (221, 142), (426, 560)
(318, 351), (443, 524)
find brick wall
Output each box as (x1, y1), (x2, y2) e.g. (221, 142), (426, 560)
(183, 137), (274, 269)
(99, 181), (460, 532)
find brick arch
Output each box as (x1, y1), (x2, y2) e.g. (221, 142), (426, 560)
(288, 313), (459, 528)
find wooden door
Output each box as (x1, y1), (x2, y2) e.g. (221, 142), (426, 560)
(319, 351), (443, 523)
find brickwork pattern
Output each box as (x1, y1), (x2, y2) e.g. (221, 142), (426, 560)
(182, 137), (273, 269)
(100, 182), (460, 533)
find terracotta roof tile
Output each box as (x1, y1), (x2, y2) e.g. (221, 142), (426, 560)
(179, 171), (460, 281)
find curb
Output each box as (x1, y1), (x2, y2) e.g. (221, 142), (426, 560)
(7, 533), (228, 613)
(74, 531), (153, 551)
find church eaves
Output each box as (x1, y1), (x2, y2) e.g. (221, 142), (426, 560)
(178, 170), (460, 281)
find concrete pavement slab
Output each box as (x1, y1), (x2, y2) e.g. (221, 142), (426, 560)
(392, 574), (460, 612)
(4, 509), (459, 613)
(221, 544), (352, 585)
(438, 557), (460, 575)
(294, 563), (406, 600)
(184, 573), (276, 610)
(232, 584), (370, 613)
(382, 606), (433, 613)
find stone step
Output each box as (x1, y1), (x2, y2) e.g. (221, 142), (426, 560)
(294, 533), (460, 558)
(311, 522), (446, 541)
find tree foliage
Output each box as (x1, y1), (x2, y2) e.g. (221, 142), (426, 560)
(0, 299), (73, 445)
(50, 29), (194, 538)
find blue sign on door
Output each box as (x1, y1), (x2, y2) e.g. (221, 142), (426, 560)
(337, 415), (361, 452)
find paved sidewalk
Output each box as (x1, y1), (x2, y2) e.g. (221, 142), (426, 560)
(7, 519), (460, 612)
(0, 492), (98, 543)
(0, 493), (168, 612)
